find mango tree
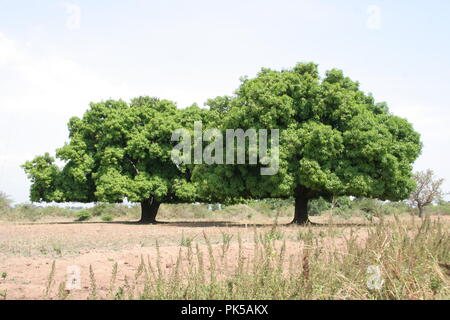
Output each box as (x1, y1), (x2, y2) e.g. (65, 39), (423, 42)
(194, 63), (422, 224)
(23, 97), (208, 223)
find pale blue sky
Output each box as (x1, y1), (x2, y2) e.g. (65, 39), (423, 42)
(1, 0), (449, 204)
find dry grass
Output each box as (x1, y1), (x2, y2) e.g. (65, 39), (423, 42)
(1, 215), (447, 300)
(0, 196), (448, 300)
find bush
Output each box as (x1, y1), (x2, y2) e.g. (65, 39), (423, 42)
(308, 198), (329, 216)
(76, 210), (92, 222)
(334, 196), (353, 210)
(101, 214), (114, 222)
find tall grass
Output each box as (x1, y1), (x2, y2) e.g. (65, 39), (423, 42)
(43, 217), (450, 300)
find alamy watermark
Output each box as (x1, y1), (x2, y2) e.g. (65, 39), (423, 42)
(171, 121), (279, 175)
(366, 5), (382, 30)
(64, 3), (82, 31)
(366, 265), (384, 291)
(66, 265), (81, 290)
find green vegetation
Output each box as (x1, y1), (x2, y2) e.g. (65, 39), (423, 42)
(76, 210), (92, 222)
(194, 62), (422, 224)
(0, 201), (140, 222)
(22, 62), (422, 225)
(22, 97), (213, 224)
(101, 214), (114, 222)
(1, 197), (449, 223)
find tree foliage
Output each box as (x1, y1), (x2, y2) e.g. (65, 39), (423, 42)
(193, 62), (422, 223)
(22, 62), (423, 224)
(22, 97), (209, 222)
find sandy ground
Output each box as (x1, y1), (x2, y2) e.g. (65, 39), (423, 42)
(0, 216), (448, 299)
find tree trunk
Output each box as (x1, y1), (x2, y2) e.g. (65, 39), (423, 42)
(292, 195), (309, 225)
(418, 206), (424, 218)
(139, 198), (161, 224)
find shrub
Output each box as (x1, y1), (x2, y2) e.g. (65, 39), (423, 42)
(308, 198), (329, 216)
(101, 214), (114, 222)
(76, 210), (92, 222)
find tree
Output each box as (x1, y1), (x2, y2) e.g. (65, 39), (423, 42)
(408, 169), (445, 217)
(22, 97), (209, 223)
(0, 192), (12, 212)
(193, 62), (422, 224)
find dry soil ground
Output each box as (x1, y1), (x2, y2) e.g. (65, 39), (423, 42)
(0, 215), (448, 299)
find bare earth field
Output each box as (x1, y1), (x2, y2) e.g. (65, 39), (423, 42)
(0, 215), (449, 300)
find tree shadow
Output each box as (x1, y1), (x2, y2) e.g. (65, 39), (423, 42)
(154, 221), (279, 228)
(16, 220), (143, 226)
(18, 219), (374, 228)
(29, 220), (281, 228)
(307, 220), (374, 227)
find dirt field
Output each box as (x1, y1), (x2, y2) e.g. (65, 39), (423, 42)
(0, 215), (449, 300)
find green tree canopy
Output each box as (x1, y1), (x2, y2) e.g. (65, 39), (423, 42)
(193, 62), (422, 223)
(23, 97), (209, 223)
